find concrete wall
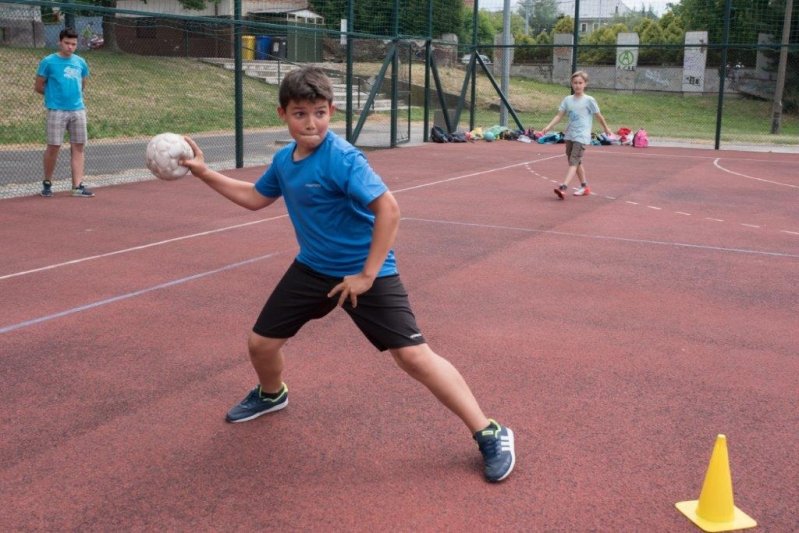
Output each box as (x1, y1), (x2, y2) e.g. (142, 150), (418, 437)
(511, 64), (754, 95)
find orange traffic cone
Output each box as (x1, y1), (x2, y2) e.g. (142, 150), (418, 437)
(676, 434), (757, 532)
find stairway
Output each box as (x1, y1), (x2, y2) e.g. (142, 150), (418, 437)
(199, 59), (399, 112)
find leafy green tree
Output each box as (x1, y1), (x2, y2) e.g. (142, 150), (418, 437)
(552, 15), (574, 34)
(517, 0), (558, 36)
(309, 0), (462, 37)
(458, 8), (499, 48)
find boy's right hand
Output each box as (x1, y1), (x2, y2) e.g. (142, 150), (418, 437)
(181, 136), (208, 177)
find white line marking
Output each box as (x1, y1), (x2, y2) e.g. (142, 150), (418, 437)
(0, 215), (289, 282)
(0, 251), (286, 334)
(741, 223), (760, 228)
(403, 217), (799, 259)
(1, 156), (563, 283)
(705, 217), (724, 222)
(605, 196), (616, 200)
(626, 201), (639, 205)
(392, 154), (562, 194)
(781, 230), (799, 236)
(675, 212), (692, 216)
(713, 158), (799, 188)
(647, 206), (662, 210)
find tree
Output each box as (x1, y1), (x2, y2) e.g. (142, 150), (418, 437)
(309, 0), (462, 37)
(517, 0), (558, 36)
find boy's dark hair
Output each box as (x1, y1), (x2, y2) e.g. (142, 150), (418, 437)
(278, 66), (334, 109)
(60, 28), (79, 40)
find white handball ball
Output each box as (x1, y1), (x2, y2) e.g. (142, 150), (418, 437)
(145, 133), (194, 181)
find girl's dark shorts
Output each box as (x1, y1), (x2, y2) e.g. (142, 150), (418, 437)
(252, 260), (426, 351)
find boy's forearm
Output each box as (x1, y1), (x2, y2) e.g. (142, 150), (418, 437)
(596, 113), (611, 133)
(541, 112), (563, 133)
(194, 168), (270, 210)
(363, 194), (400, 278)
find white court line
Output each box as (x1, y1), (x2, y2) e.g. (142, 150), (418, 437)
(713, 158), (799, 189)
(0, 251), (286, 334)
(403, 217), (799, 259)
(676, 212), (692, 216)
(0, 215), (289, 282)
(647, 206), (662, 210)
(782, 230), (799, 236)
(741, 223), (761, 228)
(1, 156), (562, 283)
(705, 218), (725, 222)
(391, 154), (562, 194)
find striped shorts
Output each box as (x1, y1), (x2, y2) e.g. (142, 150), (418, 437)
(46, 109), (88, 146)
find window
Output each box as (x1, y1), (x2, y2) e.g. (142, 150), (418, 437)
(580, 23), (587, 33)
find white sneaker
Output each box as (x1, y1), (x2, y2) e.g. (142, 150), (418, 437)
(573, 186), (591, 196)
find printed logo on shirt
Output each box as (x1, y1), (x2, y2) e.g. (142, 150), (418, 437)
(64, 66), (82, 81)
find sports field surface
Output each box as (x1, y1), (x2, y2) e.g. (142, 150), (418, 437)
(2, 141), (797, 530)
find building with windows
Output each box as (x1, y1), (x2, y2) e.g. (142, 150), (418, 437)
(557, 0), (633, 35)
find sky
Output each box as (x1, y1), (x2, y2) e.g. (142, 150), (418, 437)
(479, 0), (674, 16)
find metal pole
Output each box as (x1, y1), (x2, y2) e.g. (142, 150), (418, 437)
(714, 0), (733, 150)
(571, 0), (580, 80)
(234, 0), (243, 167)
(346, 0), (354, 141)
(500, 0), (511, 126)
(470, 0), (478, 131)
(423, 0), (432, 142)
(770, 0), (793, 134)
(64, 0), (75, 31)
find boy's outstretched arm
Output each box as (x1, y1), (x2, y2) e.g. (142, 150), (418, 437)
(595, 112), (612, 135)
(182, 136), (275, 211)
(328, 191), (400, 307)
(540, 110), (565, 134)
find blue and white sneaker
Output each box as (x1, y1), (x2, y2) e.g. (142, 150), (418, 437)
(474, 419), (515, 482)
(71, 182), (95, 197)
(226, 383), (288, 423)
(41, 180), (53, 197)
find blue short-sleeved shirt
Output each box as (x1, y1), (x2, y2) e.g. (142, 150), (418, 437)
(36, 53), (89, 111)
(255, 130), (397, 278)
(559, 94), (600, 145)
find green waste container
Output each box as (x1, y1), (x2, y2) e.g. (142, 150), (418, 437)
(242, 35), (255, 60)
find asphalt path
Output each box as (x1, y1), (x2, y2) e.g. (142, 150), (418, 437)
(1, 124), (422, 198)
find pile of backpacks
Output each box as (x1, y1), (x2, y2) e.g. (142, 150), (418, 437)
(595, 127), (649, 147)
(430, 125), (649, 148)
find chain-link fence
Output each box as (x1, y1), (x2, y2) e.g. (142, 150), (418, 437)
(1, 0), (797, 199)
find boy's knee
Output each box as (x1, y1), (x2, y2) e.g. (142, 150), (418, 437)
(247, 333), (283, 359)
(391, 344), (434, 372)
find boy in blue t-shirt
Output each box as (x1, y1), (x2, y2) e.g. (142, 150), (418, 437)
(181, 66), (515, 483)
(540, 70), (612, 199)
(35, 28), (94, 198)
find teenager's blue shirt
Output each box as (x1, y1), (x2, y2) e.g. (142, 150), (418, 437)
(255, 131), (397, 278)
(36, 53), (89, 111)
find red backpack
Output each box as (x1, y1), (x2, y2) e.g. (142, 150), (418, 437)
(632, 128), (649, 148)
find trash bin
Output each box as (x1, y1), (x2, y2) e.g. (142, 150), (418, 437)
(242, 35), (255, 60)
(270, 37), (287, 60)
(255, 35), (272, 60)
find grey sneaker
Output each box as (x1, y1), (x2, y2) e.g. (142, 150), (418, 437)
(226, 383), (288, 423)
(41, 180), (53, 197)
(71, 182), (95, 197)
(474, 419), (516, 482)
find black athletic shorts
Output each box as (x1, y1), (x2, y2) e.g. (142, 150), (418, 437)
(252, 260), (426, 351)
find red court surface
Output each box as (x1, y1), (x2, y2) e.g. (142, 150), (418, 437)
(1, 142), (798, 531)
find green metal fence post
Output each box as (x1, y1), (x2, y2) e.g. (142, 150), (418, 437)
(234, 0), (243, 167)
(714, 0), (733, 150)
